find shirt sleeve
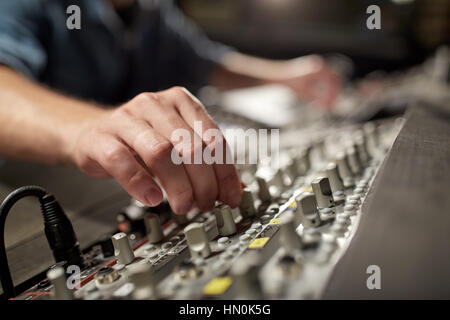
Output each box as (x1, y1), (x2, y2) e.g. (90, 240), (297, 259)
(156, 1), (235, 89)
(0, 0), (48, 80)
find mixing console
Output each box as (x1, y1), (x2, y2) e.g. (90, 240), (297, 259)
(11, 118), (403, 300)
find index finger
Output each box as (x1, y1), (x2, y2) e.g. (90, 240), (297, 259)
(164, 87), (242, 207)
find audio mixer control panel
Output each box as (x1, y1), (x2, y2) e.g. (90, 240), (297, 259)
(13, 119), (403, 300)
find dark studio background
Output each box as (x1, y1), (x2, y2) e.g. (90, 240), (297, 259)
(1, 0), (449, 296)
(178, 0), (450, 78)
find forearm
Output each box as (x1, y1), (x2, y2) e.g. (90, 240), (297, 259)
(0, 67), (106, 165)
(211, 51), (318, 89)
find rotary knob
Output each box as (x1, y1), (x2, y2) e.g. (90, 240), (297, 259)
(239, 189), (256, 219)
(311, 177), (335, 209)
(346, 147), (361, 175)
(47, 266), (74, 300)
(325, 162), (345, 202)
(171, 211), (189, 226)
(184, 222), (211, 259)
(336, 151), (355, 187)
(279, 212), (302, 253)
(295, 193), (321, 228)
(127, 262), (156, 299)
(213, 204), (237, 236)
(355, 132), (370, 163)
(230, 251), (262, 299)
(111, 232), (135, 265)
(256, 177), (272, 203)
(144, 213), (164, 244)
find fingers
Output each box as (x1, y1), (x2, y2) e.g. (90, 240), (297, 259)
(90, 133), (164, 207)
(111, 114), (194, 214)
(164, 87), (242, 207)
(129, 92), (219, 212)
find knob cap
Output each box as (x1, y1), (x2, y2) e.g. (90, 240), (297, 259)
(346, 147), (361, 175)
(355, 132), (370, 163)
(295, 193), (321, 228)
(311, 177), (335, 209)
(336, 151), (354, 187)
(171, 211), (189, 226)
(279, 212), (302, 252)
(256, 177), (271, 203)
(239, 189), (256, 219)
(184, 222), (211, 259)
(112, 232), (135, 265)
(127, 262), (156, 299)
(230, 251), (262, 299)
(326, 162), (344, 194)
(47, 266), (74, 300)
(144, 213), (164, 244)
(214, 204), (237, 236)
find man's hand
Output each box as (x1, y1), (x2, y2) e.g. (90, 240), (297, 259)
(277, 55), (340, 110)
(70, 87), (242, 214)
(215, 53), (341, 110)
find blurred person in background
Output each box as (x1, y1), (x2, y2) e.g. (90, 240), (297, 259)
(0, 0), (339, 214)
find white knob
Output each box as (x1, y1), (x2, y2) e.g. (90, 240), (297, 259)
(311, 177), (335, 209)
(256, 177), (272, 203)
(326, 162), (344, 194)
(336, 151), (354, 187)
(127, 262), (156, 299)
(214, 204), (237, 236)
(239, 189), (256, 219)
(112, 232), (135, 265)
(279, 212), (302, 252)
(47, 266), (74, 300)
(184, 222), (211, 259)
(295, 193), (321, 228)
(144, 213), (164, 244)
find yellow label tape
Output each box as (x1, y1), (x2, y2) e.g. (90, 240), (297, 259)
(248, 237), (270, 249)
(269, 218), (280, 225)
(203, 277), (232, 295)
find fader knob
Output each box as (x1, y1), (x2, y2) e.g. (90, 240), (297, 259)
(144, 213), (164, 244)
(239, 189), (256, 219)
(311, 177), (335, 209)
(355, 133), (370, 163)
(230, 251), (262, 299)
(111, 232), (135, 265)
(184, 222), (211, 259)
(256, 177), (272, 203)
(364, 122), (378, 149)
(336, 152), (354, 187)
(325, 162), (345, 202)
(346, 147), (361, 175)
(47, 266), (74, 300)
(213, 204), (237, 236)
(127, 262), (156, 299)
(171, 211), (189, 226)
(279, 212), (302, 253)
(295, 193), (321, 228)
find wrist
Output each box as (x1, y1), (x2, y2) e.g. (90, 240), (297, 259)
(59, 105), (109, 167)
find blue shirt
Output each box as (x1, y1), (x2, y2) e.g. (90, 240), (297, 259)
(0, 0), (231, 104)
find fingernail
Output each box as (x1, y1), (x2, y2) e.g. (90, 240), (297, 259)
(145, 188), (163, 206)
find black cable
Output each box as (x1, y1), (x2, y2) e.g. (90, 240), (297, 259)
(0, 186), (83, 300)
